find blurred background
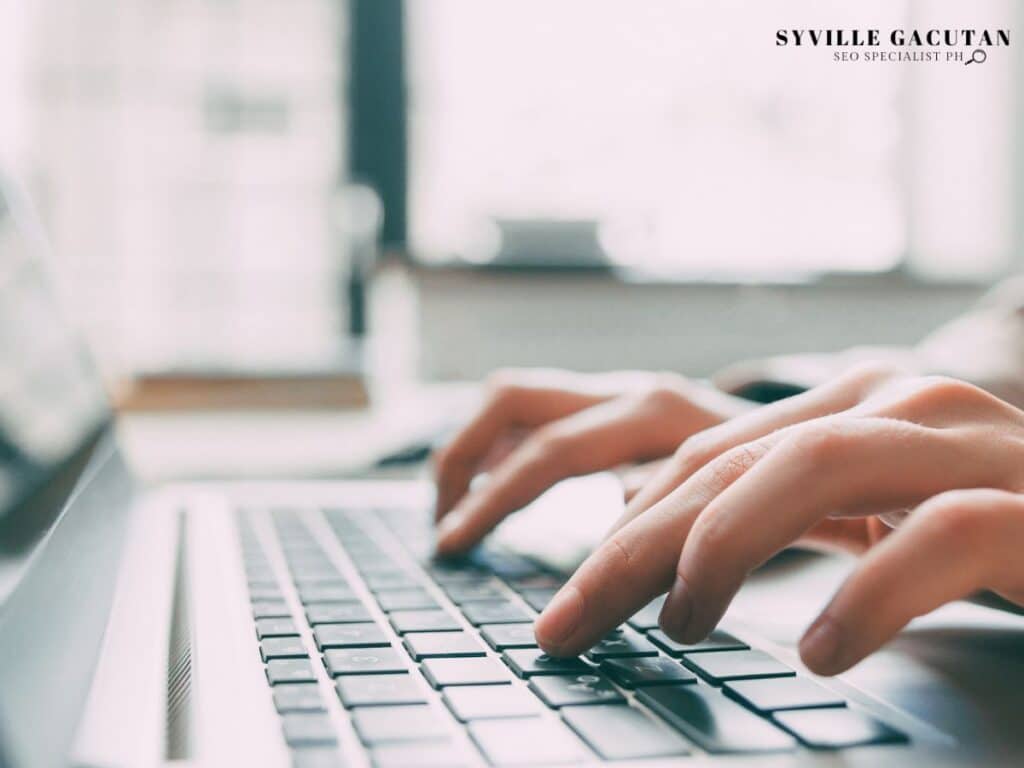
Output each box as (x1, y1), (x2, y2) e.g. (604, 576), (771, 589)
(0, 0), (1020, 393)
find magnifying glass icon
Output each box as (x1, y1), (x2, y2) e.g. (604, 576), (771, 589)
(965, 49), (987, 66)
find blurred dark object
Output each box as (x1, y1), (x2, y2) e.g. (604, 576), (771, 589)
(492, 219), (610, 270)
(338, 185), (384, 339)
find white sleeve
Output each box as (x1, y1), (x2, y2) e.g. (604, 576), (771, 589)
(915, 276), (1024, 409)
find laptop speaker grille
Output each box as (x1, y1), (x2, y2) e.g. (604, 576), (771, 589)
(165, 512), (192, 759)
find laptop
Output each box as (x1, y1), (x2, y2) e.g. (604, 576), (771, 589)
(1, 175), (1022, 768)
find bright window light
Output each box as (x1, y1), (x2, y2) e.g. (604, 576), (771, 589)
(408, 0), (1014, 278)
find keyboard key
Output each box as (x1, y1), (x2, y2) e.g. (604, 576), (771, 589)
(442, 582), (504, 603)
(584, 627), (657, 661)
(282, 713), (337, 746)
(389, 610), (461, 634)
(314, 623), (390, 650)
(246, 567), (277, 583)
(637, 685), (796, 753)
(298, 583), (357, 604)
(480, 624), (538, 651)
(469, 550), (539, 581)
(306, 603), (373, 625)
(626, 596), (666, 631)
(428, 561), (488, 584)
(290, 566), (343, 582)
(252, 600), (292, 619)
(562, 704), (691, 760)
(256, 618), (299, 639)
(442, 685), (542, 721)
(371, 742), (467, 767)
(649, 628), (748, 655)
(469, 717), (589, 766)
(462, 601), (533, 626)
(337, 673), (428, 707)
(267, 659), (317, 685)
(344, 543), (388, 558)
(273, 683), (325, 712)
(601, 656), (697, 688)
(520, 589), (561, 614)
(503, 649), (590, 678)
(507, 574), (564, 591)
(291, 747), (345, 768)
(354, 560), (405, 575)
(324, 647), (407, 676)
(345, 542), (389, 557)
(376, 589), (440, 612)
(364, 572), (420, 591)
(295, 576), (351, 589)
(261, 637), (309, 661)
(248, 577), (280, 590)
(528, 673), (625, 707)
(403, 631), (486, 660)
(421, 657), (512, 687)
(773, 708), (908, 749)
(518, 588), (558, 612)
(248, 586), (283, 601)
(681, 649), (794, 684)
(352, 705), (449, 744)
(725, 677), (846, 712)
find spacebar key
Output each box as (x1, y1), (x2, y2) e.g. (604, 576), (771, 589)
(637, 685), (796, 754)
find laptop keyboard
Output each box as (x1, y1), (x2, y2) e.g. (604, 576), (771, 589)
(237, 506), (908, 767)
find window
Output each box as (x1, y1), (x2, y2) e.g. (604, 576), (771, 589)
(408, 0), (1016, 279)
(4, 0), (348, 373)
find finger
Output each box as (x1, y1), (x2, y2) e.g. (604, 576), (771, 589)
(533, 436), (779, 656)
(800, 489), (1024, 675)
(793, 518), (876, 555)
(619, 460), (668, 502)
(606, 363), (904, 539)
(664, 418), (989, 644)
(436, 393), (700, 555)
(433, 373), (611, 520)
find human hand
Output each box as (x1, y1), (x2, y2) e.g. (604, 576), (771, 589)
(534, 370), (1024, 677)
(432, 368), (755, 555)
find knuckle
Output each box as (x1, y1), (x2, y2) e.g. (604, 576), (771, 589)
(782, 421), (850, 467)
(638, 374), (689, 410)
(672, 433), (717, 475)
(911, 376), (989, 409)
(839, 361), (908, 394)
(595, 534), (638, 583)
(485, 367), (521, 390)
(924, 488), (1018, 537)
(432, 445), (452, 476)
(483, 371), (520, 404)
(434, 438), (468, 473)
(925, 496), (982, 543)
(686, 514), (730, 565)
(703, 441), (769, 492)
(525, 425), (573, 465)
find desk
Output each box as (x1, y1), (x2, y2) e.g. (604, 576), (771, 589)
(116, 382), (477, 482)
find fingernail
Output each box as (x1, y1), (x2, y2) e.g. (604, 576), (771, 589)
(800, 615), (842, 673)
(434, 512), (464, 553)
(535, 585), (583, 649)
(659, 576), (693, 640)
